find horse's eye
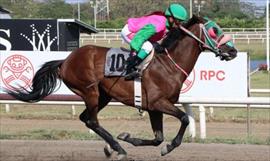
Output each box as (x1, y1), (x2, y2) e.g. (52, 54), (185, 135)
(213, 27), (218, 34)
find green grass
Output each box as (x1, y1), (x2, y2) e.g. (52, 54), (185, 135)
(1, 104), (269, 123)
(250, 71), (270, 89)
(1, 129), (268, 145)
(0, 104), (83, 120)
(189, 136), (270, 145)
(235, 42), (266, 60)
(0, 129), (101, 140)
(201, 108), (270, 123)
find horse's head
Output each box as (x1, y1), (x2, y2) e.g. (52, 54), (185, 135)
(162, 15), (237, 61)
(199, 16), (237, 61)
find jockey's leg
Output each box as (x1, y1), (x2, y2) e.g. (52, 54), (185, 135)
(125, 41), (153, 80)
(124, 53), (144, 80)
(125, 53), (144, 74)
(117, 111), (164, 146)
(137, 40), (153, 60)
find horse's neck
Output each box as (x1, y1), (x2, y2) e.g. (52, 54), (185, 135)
(170, 26), (201, 78)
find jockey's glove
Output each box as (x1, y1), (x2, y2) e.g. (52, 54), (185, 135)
(153, 42), (165, 54)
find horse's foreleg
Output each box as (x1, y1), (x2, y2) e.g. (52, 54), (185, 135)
(117, 111), (164, 146)
(154, 99), (189, 156)
(161, 113), (189, 156)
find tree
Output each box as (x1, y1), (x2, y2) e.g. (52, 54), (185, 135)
(37, 0), (73, 19)
(201, 0), (249, 19)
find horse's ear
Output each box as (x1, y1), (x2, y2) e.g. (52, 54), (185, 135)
(189, 14), (200, 23)
(191, 14), (198, 19)
(191, 14), (206, 23)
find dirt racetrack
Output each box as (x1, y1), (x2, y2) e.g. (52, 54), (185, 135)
(0, 140), (269, 161)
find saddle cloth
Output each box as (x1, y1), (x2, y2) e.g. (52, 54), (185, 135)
(104, 48), (154, 77)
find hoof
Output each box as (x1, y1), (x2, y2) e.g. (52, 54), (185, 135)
(104, 144), (113, 158)
(161, 144), (173, 156)
(161, 144), (168, 156)
(117, 154), (127, 161)
(117, 132), (130, 141)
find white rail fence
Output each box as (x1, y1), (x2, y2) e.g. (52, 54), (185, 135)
(1, 95), (269, 140)
(81, 32), (268, 44)
(250, 88), (270, 93)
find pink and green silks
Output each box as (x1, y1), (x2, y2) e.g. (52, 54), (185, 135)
(127, 14), (167, 52)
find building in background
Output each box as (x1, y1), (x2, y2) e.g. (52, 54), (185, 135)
(0, 19), (98, 51)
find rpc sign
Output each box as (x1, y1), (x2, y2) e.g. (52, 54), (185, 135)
(180, 52), (248, 98)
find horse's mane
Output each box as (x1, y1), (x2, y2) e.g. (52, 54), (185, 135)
(161, 15), (205, 50)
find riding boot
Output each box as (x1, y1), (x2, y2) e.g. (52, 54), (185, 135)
(125, 55), (143, 80)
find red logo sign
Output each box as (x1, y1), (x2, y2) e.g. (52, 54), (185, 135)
(1, 54), (34, 90)
(180, 70), (195, 94)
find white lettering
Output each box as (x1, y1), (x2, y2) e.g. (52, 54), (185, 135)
(0, 29), (12, 50)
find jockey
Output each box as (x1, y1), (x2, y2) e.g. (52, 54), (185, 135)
(121, 3), (189, 80)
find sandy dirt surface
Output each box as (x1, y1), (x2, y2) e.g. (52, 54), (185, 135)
(1, 140), (269, 161)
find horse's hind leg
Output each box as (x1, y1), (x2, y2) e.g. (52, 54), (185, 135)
(97, 86), (115, 158)
(117, 111), (164, 146)
(79, 86), (127, 160)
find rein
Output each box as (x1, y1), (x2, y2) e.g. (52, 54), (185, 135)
(163, 24), (208, 77)
(164, 48), (189, 77)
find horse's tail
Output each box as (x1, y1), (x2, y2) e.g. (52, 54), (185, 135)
(7, 60), (64, 103)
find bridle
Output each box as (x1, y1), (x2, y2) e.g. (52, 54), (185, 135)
(178, 22), (223, 57)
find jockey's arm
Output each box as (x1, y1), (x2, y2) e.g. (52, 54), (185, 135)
(130, 24), (156, 52)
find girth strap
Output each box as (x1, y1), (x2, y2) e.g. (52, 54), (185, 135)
(134, 77), (143, 113)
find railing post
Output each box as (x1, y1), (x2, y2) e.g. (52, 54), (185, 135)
(5, 104), (10, 113)
(247, 104), (251, 138)
(183, 103), (196, 139)
(209, 107), (214, 119)
(71, 105), (76, 117)
(199, 105), (206, 139)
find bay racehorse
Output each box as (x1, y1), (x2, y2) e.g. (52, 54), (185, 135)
(7, 15), (237, 160)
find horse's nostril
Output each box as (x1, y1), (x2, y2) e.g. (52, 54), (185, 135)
(229, 49), (237, 57)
